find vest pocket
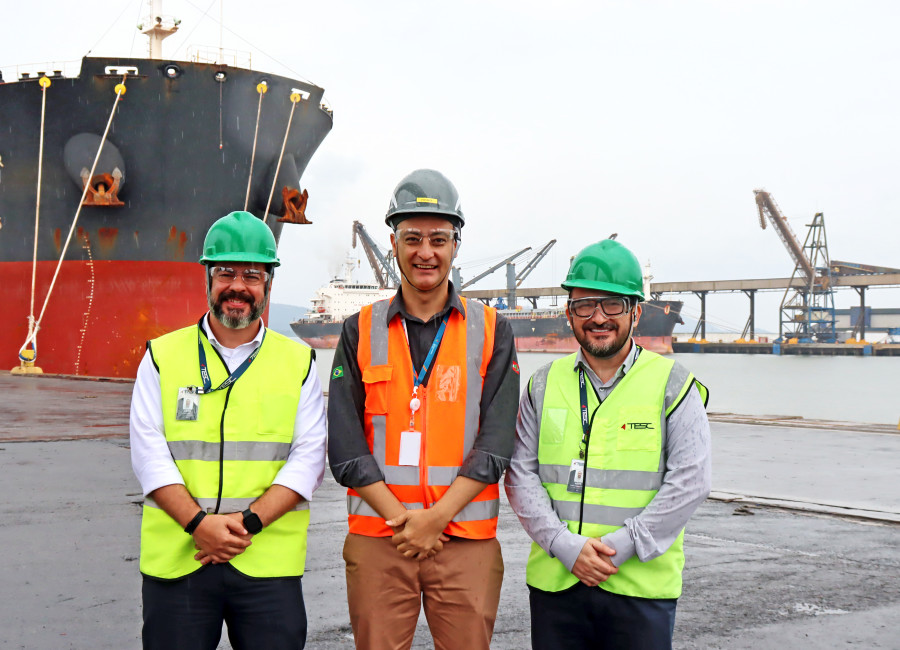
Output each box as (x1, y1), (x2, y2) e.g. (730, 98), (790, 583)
(362, 364), (393, 415)
(540, 408), (568, 445)
(257, 391), (301, 439)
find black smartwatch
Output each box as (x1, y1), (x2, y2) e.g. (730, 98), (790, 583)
(242, 508), (263, 535)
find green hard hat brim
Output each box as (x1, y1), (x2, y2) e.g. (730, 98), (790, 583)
(199, 251), (281, 267)
(561, 278), (644, 301)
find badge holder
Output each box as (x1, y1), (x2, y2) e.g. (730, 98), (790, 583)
(176, 387), (200, 421)
(398, 390), (422, 466)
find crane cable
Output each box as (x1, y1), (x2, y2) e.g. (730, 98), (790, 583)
(263, 92), (302, 219)
(20, 75), (52, 363)
(243, 81), (267, 210)
(19, 75), (129, 359)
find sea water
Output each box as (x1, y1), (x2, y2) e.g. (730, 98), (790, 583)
(303, 345), (899, 426)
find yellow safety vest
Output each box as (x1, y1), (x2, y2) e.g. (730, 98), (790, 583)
(527, 349), (707, 599)
(140, 324), (312, 580)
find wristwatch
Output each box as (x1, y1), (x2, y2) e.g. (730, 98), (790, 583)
(242, 508), (263, 535)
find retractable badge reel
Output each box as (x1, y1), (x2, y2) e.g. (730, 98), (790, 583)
(397, 312), (449, 467)
(398, 388), (422, 466)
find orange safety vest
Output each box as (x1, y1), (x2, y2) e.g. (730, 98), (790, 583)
(349, 296), (499, 539)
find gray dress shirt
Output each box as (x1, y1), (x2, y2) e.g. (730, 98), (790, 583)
(504, 342), (712, 573)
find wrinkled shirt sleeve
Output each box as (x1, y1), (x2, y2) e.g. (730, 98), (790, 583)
(459, 314), (519, 484)
(327, 314), (385, 487)
(601, 385), (712, 566)
(130, 348), (185, 496)
(272, 358), (327, 500)
(504, 378), (588, 572)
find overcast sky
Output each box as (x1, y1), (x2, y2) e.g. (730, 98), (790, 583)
(5, 0), (899, 332)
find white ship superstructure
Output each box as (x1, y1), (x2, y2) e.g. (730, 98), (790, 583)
(303, 257), (395, 323)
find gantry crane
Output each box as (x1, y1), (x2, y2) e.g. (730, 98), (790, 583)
(753, 190), (836, 342)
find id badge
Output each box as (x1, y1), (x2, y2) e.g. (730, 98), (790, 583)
(398, 430), (421, 466)
(176, 387), (200, 421)
(566, 459), (585, 493)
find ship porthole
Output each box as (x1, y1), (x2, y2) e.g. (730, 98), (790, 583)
(214, 71), (227, 83)
(164, 63), (183, 79)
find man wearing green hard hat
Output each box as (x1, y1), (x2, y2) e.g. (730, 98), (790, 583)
(129, 211), (327, 648)
(506, 238), (712, 649)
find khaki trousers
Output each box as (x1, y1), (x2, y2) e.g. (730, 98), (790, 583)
(343, 533), (504, 650)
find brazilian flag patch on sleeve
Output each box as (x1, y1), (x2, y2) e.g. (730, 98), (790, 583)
(332, 366), (344, 380)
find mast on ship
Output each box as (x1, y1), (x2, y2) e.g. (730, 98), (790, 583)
(139, 0), (180, 59)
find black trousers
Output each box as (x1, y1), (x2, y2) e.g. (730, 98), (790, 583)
(142, 564), (307, 650)
(529, 582), (677, 650)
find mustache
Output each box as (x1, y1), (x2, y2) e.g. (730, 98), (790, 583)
(217, 289), (256, 306)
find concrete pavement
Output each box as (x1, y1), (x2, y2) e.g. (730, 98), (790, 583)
(1, 372), (898, 648)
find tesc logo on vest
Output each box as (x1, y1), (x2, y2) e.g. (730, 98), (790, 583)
(622, 422), (654, 430)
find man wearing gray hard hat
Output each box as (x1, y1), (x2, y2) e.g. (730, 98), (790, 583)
(328, 169), (520, 649)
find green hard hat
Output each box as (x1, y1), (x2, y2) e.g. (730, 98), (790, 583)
(199, 211), (280, 267)
(385, 169), (464, 230)
(561, 239), (644, 300)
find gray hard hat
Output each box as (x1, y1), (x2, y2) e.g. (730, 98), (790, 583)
(385, 169), (464, 230)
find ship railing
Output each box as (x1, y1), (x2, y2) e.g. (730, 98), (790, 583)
(0, 60), (82, 83)
(500, 308), (566, 319)
(186, 45), (253, 70)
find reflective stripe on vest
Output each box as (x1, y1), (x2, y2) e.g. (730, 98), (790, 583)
(347, 494), (499, 521)
(526, 349), (701, 599)
(166, 440), (292, 463)
(351, 297), (500, 539)
(140, 325), (312, 580)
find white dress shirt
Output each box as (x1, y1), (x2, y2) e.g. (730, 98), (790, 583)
(130, 314), (327, 503)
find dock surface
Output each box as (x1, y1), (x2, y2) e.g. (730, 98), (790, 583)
(1, 372), (898, 648)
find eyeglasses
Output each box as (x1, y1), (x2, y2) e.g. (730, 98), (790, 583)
(396, 228), (457, 249)
(209, 266), (270, 286)
(568, 296), (632, 319)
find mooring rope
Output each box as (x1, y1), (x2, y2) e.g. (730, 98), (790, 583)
(20, 75), (52, 362)
(243, 81), (267, 211)
(263, 92), (302, 219)
(19, 75), (128, 357)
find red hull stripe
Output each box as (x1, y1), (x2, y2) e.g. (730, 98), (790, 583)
(292, 332), (673, 356)
(7, 261), (208, 377)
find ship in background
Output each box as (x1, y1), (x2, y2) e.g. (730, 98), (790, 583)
(2, 0), (332, 377)
(290, 223), (684, 354)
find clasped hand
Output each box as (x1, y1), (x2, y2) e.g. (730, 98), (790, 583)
(192, 512), (252, 565)
(571, 537), (618, 587)
(386, 509), (450, 561)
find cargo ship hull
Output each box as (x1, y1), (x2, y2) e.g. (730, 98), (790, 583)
(2, 57), (332, 376)
(291, 299), (684, 355)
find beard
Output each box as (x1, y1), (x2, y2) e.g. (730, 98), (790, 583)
(208, 288), (268, 329)
(572, 318), (632, 360)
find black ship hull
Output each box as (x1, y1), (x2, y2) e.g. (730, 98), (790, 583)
(2, 57), (332, 376)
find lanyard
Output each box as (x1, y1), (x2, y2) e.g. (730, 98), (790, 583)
(403, 311), (450, 428)
(577, 367), (599, 459)
(410, 311), (450, 390)
(194, 319), (265, 394)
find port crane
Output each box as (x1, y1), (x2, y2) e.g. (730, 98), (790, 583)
(754, 189), (837, 342)
(453, 240), (557, 309)
(351, 220), (401, 289)
(352, 219), (557, 309)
